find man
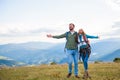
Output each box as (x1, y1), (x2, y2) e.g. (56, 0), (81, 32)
(47, 23), (79, 78)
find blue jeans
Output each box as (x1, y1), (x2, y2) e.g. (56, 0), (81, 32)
(66, 49), (78, 75)
(81, 52), (89, 71)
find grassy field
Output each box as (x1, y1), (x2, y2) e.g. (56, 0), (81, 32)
(0, 63), (120, 80)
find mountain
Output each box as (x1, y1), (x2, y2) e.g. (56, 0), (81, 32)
(98, 49), (120, 61)
(0, 38), (120, 66)
(89, 38), (120, 61)
(0, 42), (66, 65)
(0, 56), (25, 67)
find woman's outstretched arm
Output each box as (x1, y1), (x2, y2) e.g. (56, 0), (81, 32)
(86, 34), (99, 39)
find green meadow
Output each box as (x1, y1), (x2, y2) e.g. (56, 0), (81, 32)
(0, 63), (120, 80)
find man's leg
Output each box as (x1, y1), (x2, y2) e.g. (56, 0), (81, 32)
(66, 49), (73, 78)
(73, 50), (79, 78)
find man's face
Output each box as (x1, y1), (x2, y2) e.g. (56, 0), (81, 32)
(69, 24), (74, 31)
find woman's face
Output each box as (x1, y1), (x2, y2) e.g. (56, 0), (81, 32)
(79, 29), (83, 34)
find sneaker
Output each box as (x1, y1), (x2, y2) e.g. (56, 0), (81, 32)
(67, 73), (72, 78)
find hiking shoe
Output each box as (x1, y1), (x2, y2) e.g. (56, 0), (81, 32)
(83, 75), (91, 79)
(82, 71), (91, 79)
(75, 75), (80, 78)
(86, 71), (91, 79)
(67, 73), (72, 78)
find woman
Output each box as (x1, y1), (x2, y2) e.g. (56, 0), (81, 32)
(78, 29), (99, 79)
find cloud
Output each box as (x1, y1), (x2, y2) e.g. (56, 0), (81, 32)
(112, 21), (120, 28)
(111, 21), (120, 36)
(105, 0), (120, 11)
(0, 23), (67, 44)
(0, 23), (66, 37)
(103, 21), (120, 38)
(29, 28), (64, 34)
(111, 29), (120, 35)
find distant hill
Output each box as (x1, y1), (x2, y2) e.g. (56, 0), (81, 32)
(0, 42), (65, 65)
(90, 38), (120, 61)
(98, 49), (120, 61)
(0, 56), (25, 67)
(0, 38), (120, 66)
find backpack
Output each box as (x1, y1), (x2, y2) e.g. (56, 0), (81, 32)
(79, 34), (91, 60)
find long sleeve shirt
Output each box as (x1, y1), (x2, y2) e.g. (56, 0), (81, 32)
(79, 34), (99, 48)
(53, 31), (78, 50)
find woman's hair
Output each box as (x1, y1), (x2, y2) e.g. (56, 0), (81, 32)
(78, 29), (86, 35)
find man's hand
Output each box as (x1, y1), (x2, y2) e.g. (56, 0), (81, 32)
(47, 34), (53, 38)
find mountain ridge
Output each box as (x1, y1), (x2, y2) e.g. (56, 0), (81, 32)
(0, 38), (120, 66)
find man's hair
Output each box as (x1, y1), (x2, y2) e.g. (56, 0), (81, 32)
(69, 23), (75, 27)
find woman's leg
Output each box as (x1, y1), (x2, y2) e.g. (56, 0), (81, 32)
(82, 52), (91, 79)
(83, 53), (89, 71)
(81, 53), (86, 70)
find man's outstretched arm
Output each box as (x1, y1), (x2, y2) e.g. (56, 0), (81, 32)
(47, 33), (66, 39)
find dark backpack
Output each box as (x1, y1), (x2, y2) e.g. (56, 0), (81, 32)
(79, 34), (91, 60)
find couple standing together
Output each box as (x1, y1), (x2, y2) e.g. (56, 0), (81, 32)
(47, 23), (99, 79)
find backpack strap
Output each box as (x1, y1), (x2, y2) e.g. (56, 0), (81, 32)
(74, 32), (79, 44)
(66, 31), (70, 40)
(83, 34), (88, 44)
(64, 31), (70, 52)
(82, 34), (90, 47)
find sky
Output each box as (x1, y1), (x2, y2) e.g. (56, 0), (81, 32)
(0, 0), (120, 44)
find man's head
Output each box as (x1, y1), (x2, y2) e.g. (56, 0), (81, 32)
(69, 23), (75, 31)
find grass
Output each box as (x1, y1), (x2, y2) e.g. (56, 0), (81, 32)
(0, 63), (120, 80)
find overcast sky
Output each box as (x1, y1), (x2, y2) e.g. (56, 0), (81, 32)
(0, 0), (120, 44)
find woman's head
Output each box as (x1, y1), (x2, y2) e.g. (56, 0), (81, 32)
(78, 29), (85, 35)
